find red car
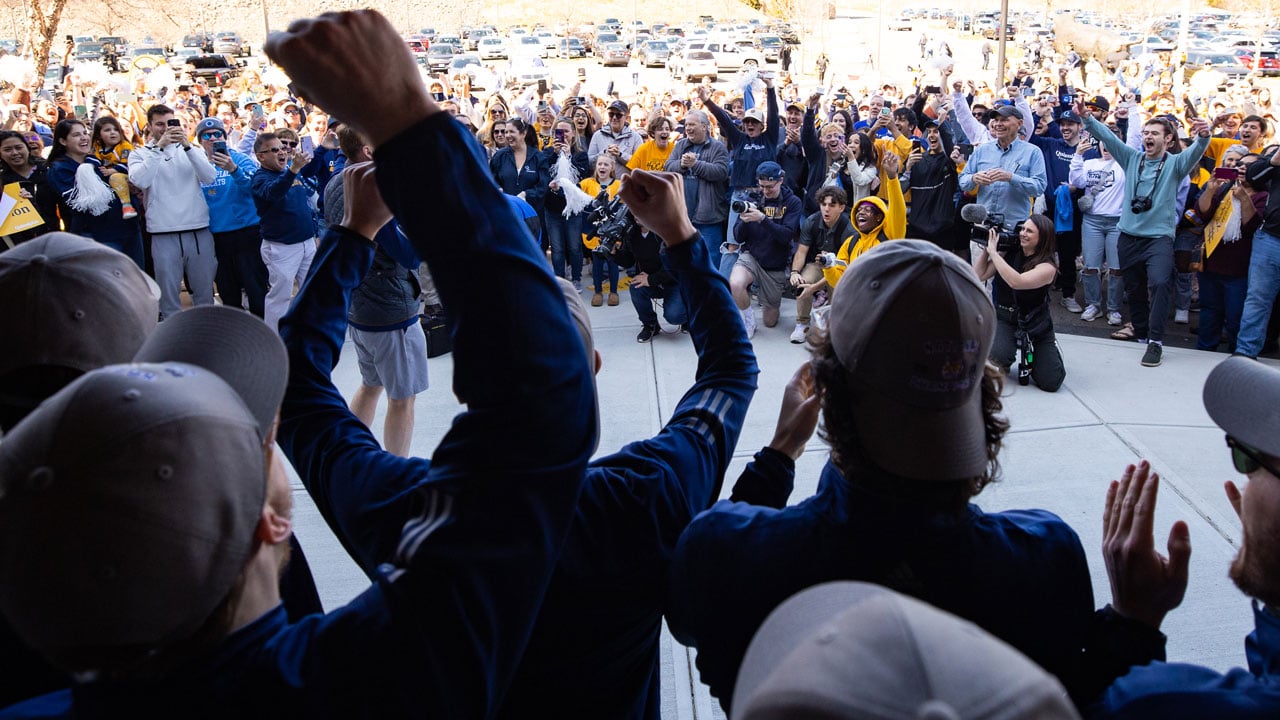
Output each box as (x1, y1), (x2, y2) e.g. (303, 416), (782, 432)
(1235, 48), (1280, 76)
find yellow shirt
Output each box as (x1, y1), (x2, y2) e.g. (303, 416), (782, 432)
(627, 141), (675, 172)
(578, 177), (621, 249)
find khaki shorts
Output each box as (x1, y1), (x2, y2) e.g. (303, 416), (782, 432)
(735, 251), (789, 309)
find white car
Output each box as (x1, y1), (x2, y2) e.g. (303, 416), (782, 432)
(888, 15), (912, 31)
(479, 36), (508, 60)
(682, 40), (761, 70)
(675, 50), (718, 82)
(511, 34), (545, 59)
(537, 31), (557, 52)
(506, 57), (552, 88)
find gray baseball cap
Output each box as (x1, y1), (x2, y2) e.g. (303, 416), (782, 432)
(1204, 356), (1280, 457)
(826, 239), (995, 480)
(733, 582), (1080, 720)
(0, 232), (158, 388)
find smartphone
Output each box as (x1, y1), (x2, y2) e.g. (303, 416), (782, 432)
(924, 85), (941, 94)
(554, 128), (568, 144)
(958, 143), (974, 157)
(431, 91), (446, 101)
(577, 67), (587, 79)
(879, 106), (892, 117)
(1214, 167), (1239, 181)
(73, 104), (87, 118)
(1183, 97), (1200, 121)
(834, 92), (847, 101)
(538, 79), (548, 95)
(1060, 85), (1074, 106)
(166, 118), (182, 127)
(301, 135), (314, 155)
(606, 80), (614, 97)
(1022, 86), (1036, 98)
(576, 96), (587, 105)
(212, 139), (228, 155)
(251, 104), (265, 121)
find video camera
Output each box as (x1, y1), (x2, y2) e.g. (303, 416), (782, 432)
(587, 190), (636, 257)
(962, 203), (1022, 253)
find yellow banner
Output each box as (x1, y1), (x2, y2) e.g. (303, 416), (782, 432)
(0, 183), (45, 236)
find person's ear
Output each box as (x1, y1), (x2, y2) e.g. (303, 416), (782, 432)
(257, 503), (292, 545)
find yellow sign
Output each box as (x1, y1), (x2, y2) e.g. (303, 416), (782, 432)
(0, 183), (45, 236)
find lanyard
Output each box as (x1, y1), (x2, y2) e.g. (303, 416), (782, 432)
(1134, 153), (1167, 199)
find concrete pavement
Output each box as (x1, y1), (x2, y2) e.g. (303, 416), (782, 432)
(287, 289), (1270, 718)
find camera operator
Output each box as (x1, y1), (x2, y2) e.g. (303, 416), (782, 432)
(614, 222), (687, 342)
(973, 213), (1066, 392)
(1077, 99), (1211, 367)
(729, 161), (802, 339)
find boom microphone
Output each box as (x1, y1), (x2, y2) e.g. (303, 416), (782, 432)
(960, 203), (989, 224)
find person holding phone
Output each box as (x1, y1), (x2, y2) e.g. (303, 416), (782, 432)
(197, 117), (268, 318)
(1069, 125), (1127, 326)
(1193, 148), (1261, 352)
(128, 105), (219, 318)
(543, 119), (590, 291)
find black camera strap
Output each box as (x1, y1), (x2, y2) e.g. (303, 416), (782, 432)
(1133, 153), (1167, 203)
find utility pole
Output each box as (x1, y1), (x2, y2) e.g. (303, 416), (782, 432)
(996, 0), (1008, 87)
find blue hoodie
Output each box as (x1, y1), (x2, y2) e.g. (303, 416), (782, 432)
(200, 149), (260, 234)
(251, 165), (314, 244)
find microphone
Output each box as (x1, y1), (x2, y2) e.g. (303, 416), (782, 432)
(960, 203), (989, 224)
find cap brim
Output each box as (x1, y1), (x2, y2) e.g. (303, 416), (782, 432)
(132, 306), (288, 435)
(733, 582), (891, 714)
(1205, 357), (1280, 457)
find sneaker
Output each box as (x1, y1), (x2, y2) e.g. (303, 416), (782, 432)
(121, 202), (138, 220)
(680, 324), (689, 334)
(789, 323), (809, 344)
(607, 292), (619, 306)
(1174, 309), (1189, 324)
(572, 280), (584, 293)
(591, 292), (604, 307)
(1061, 296), (1083, 313)
(636, 324), (659, 343)
(742, 308), (756, 339)
(1107, 311), (1123, 326)
(1080, 305), (1100, 322)
(1141, 342), (1163, 367)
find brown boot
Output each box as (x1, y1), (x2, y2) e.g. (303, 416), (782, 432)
(591, 292), (604, 307)
(607, 292), (619, 306)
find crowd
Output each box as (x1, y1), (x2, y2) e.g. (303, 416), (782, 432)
(0, 9), (1279, 719)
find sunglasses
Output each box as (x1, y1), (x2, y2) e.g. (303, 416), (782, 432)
(283, 107), (300, 114)
(1226, 435), (1280, 479)
(281, 140), (298, 148)
(200, 130), (225, 140)
(490, 109), (507, 116)
(608, 112), (624, 118)
(257, 146), (286, 154)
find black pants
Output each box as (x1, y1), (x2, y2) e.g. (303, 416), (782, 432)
(214, 224), (269, 317)
(993, 309), (1066, 392)
(1045, 192), (1082, 297)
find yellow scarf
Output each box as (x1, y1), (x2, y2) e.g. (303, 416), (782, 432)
(1203, 192), (1235, 259)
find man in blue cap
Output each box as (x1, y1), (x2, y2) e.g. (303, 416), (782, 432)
(729, 160), (803, 339)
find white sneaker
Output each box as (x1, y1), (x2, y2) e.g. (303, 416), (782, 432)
(1080, 305), (1101, 322)
(1061, 296), (1083, 313)
(1174, 309), (1190, 324)
(742, 308), (756, 339)
(1107, 311), (1123, 326)
(789, 323), (809, 344)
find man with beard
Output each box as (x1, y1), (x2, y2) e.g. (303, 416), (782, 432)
(776, 100), (808, 199)
(904, 116), (960, 257)
(1086, 356), (1280, 718)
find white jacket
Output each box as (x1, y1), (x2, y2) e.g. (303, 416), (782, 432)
(128, 142), (217, 233)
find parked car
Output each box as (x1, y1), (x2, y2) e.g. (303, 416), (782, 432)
(183, 54), (241, 87)
(181, 32), (212, 50)
(406, 39), (429, 61)
(467, 28), (493, 51)
(758, 35), (783, 62)
(593, 32), (620, 56)
(537, 31), (557, 52)
(479, 36), (508, 60)
(448, 53), (495, 90)
(427, 43), (455, 71)
(1235, 48), (1280, 76)
(74, 41), (104, 63)
(635, 39), (671, 67)
(672, 49), (717, 82)
(507, 56), (553, 87)
(511, 34), (545, 58)
(212, 32), (248, 57)
(166, 46), (199, 69)
(557, 37), (587, 58)
(600, 42), (631, 67)
(1184, 52), (1253, 83)
(684, 40), (761, 70)
(888, 14), (912, 31)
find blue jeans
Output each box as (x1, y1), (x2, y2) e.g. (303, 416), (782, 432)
(1196, 271), (1247, 351)
(695, 221), (725, 274)
(592, 253), (619, 293)
(630, 279), (688, 327)
(1081, 215), (1123, 313)
(1235, 227), (1280, 357)
(545, 212), (583, 282)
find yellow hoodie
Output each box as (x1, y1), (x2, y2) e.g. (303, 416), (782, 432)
(823, 175), (906, 287)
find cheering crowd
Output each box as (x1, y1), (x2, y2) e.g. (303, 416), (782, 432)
(1, 8), (1280, 719)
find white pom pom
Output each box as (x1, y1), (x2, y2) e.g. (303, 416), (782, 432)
(555, 153), (594, 217)
(734, 67), (759, 95)
(66, 163), (115, 217)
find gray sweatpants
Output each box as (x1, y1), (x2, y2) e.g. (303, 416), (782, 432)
(152, 228), (217, 320)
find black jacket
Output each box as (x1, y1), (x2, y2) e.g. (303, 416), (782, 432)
(615, 225), (676, 290)
(796, 211), (854, 264)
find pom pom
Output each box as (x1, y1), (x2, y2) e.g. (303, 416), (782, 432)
(66, 163), (115, 217)
(555, 152), (594, 217)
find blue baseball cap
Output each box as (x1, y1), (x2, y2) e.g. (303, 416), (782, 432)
(1056, 108), (1082, 123)
(756, 161), (784, 180)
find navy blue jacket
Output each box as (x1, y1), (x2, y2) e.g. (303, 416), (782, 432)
(706, 89), (781, 189)
(251, 166), (314, 244)
(489, 146), (548, 214)
(731, 185), (803, 270)
(45, 156), (141, 247)
(1, 113), (596, 719)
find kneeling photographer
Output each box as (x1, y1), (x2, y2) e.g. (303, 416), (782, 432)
(973, 213), (1066, 392)
(615, 221), (688, 343)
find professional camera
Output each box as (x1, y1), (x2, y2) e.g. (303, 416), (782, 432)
(586, 190), (636, 257)
(961, 204), (1022, 253)
(730, 190), (763, 215)
(1015, 327), (1035, 387)
(1130, 196), (1153, 214)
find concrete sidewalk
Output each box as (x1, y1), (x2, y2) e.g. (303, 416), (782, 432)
(289, 293), (1269, 719)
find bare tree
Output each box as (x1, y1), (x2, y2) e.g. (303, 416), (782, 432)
(22, 0), (72, 82)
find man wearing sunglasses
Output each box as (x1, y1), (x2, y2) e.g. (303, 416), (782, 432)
(1088, 356), (1280, 718)
(251, 132), (315, 332)
(586, 100), (641, 167)
(197, 117), (268, 318)
(128, 104), (219, 320)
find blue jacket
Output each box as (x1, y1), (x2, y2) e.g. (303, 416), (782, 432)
(1, 113), (597, 719)
(274, 172), (756, 718)
(251, 166), (314, 244)
(200, 148), (260, 234)
(1088, 602), (1280, 719)
(666, 460), (1105, 713)
(45, 156), (141, 247)
(731, 185), (803, 270)
(489, 146), (547, 214)
(706, 89), (781, 189)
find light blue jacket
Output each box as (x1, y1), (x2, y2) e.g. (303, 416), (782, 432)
(200, 148), (260, 234)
